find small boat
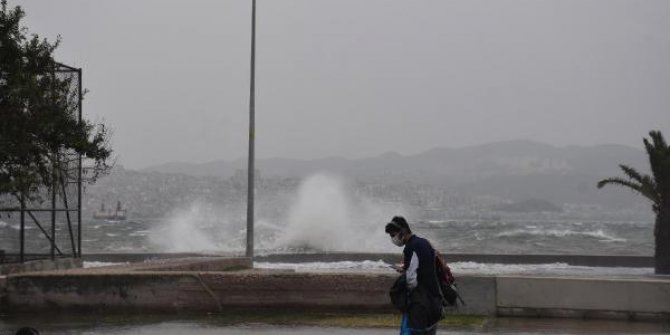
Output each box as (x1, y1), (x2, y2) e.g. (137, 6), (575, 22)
(93, 201), (127, 221)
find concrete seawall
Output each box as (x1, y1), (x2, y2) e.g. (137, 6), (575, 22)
(496, 276), (670, 319)
(1, 257), (668, 320)
(3, 271), (394, 312)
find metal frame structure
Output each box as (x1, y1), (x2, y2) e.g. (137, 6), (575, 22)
(0, 62), (83, 264)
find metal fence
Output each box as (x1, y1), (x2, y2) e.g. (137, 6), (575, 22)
(0, 62), (84, 263)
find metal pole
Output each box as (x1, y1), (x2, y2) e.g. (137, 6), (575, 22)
(50, 65), (56, 261)
(20, 193), (25, 263)
(26, 210), (63, 255)
(61, 172), (76, 255)
(51, 161), (56, 260)
(246, 0), (256, 260)
(77, 68), (83, 258)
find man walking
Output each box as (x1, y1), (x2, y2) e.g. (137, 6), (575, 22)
(385, 216), (442, 335)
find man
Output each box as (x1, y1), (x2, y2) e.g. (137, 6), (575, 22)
(385, 216), (442, 335)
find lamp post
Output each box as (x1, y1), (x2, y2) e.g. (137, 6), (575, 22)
(246, 0), (256, 260)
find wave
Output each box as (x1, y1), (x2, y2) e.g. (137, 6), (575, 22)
(103, 245), (147, 252)
(83, 261), (128, 269)
(9, 224), (35, 230)
(128, 230), (150, 237)
(255, 260), (391, 272)
(255, 260), (652, 276)
(496, 228), (626, 242)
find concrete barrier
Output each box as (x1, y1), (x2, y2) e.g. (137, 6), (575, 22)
(0, 257), (82, 275)
(496, 276), (670, 319)
(3, 271), (396, 313)
(2, 258), (669, 320)
(454, 275), (497, 315)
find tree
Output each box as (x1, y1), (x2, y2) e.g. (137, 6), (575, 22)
(597, 130), (670, 274)
(0, 0), (112, 204)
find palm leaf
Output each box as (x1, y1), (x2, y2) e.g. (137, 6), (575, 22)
(639, 175), (661, 204)
(597, 177), (659, 204)
(617, 164), (660, 203)
(618, 164), (645, 184)
(649, 130), (668, 149)
(644, 131), (670, 193)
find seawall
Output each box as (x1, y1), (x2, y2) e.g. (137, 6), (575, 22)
(1, 257), (669, 320)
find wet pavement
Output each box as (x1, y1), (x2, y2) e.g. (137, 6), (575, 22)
(1, 315), (669, 335)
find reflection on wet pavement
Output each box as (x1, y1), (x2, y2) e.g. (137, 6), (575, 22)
(1, 315), (669, 335)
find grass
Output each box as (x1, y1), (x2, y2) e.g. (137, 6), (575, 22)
(203, 309), (489, 329)
(2, 309), (490, 330)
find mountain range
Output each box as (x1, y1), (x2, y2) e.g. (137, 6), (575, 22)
(144, 140), (645, 182)
(141, 140), (650, 212)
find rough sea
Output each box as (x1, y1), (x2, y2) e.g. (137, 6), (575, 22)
(0, 217), (653, 255)
(0, 216), (656, 277)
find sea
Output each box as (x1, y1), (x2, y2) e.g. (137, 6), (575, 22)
(0, 218), (653, 256)
(1, 171), (656, 277)
(0, 217), (656, 276)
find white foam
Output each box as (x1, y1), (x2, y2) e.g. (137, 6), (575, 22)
(104, 245), (148, 252)
(254, 260), (653, 276)
(255, 260), (392, 272)
(83, 261), (128, 268)
(496, 228), (626, 242)
(129, 230), (150, 237)
(9, 224), (35, 230)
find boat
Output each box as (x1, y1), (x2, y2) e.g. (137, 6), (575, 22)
(93, 201), (127, 221)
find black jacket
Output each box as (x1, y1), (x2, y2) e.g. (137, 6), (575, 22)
(389, 274), (409, 312)
(402, 235), (440, 297)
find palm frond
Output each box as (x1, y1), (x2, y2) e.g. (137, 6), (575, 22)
(597, 177), (659, 204)
(644, 131), (670, 193)
(639, 175), (661, 204)
(618, 164), (645, 184)
(617, 165), (660, 203)
(597, 177), (641, 190)
(649, 130), (668, 149)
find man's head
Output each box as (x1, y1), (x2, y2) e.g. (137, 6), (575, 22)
(385, 216), (412, 246)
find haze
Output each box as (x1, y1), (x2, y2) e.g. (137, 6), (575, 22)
(12, 0), (670, 169)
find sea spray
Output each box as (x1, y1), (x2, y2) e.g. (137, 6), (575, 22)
(148, 174), (409, 253)
(148, 201), (244, 253)
(273, 173), (405, 252)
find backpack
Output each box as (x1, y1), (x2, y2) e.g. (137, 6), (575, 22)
(434, 250), (464, 308)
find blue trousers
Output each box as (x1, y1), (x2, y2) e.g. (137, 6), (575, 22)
(400, 313), (437, 335)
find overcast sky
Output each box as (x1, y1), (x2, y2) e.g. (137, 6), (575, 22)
(11, 0), (670, 169)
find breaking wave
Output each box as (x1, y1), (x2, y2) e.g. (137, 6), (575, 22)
(496, 228), (626, 242)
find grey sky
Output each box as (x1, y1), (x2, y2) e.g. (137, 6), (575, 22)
(12, 0), (670, 169)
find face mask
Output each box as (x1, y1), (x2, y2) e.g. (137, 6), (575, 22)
(391, 234), (404, 247)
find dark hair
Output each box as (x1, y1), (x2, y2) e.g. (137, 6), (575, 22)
(384, 215), (412, 235)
